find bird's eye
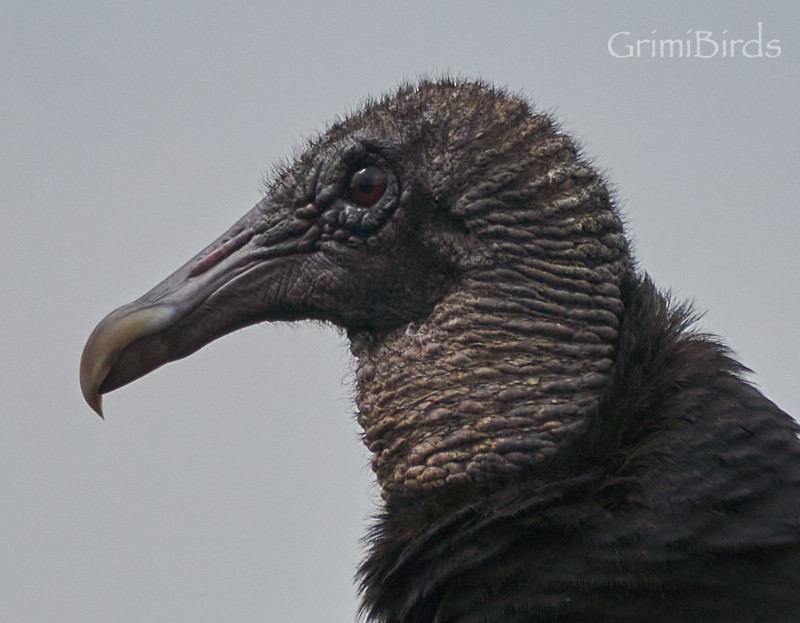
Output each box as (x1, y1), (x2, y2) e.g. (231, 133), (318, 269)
(348, 166), (388, 207)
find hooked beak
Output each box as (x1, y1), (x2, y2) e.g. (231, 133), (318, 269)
(80, 197), (311, 417)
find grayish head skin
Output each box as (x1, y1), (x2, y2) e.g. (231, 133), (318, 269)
(81, 79), (629, 497)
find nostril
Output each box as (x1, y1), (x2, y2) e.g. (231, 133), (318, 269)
(189, 229), (254, 277)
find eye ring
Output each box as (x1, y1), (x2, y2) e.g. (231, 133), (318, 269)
(348, 166), (388, 207)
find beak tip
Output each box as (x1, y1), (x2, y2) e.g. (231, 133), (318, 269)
(80, 344), (107, 418)
(80, 372), (105, 418)
(90, 395), (105, 419)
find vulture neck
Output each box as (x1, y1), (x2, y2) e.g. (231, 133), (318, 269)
(351, 253), (627, 499)
(351, 127), (630, 499)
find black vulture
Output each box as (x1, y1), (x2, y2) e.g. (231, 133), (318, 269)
(80, 79), (800, 622)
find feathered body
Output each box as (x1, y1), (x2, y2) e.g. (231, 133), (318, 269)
(81, 79), (800, 622)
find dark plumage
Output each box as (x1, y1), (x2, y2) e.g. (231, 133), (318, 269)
(81, 79), (800, 622)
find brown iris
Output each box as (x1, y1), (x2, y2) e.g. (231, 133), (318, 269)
(349, 166), (388, 207)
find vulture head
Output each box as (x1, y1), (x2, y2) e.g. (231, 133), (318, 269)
(81, 79), (628, 496)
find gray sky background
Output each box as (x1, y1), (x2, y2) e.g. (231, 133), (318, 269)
(3, 2), (798, 621)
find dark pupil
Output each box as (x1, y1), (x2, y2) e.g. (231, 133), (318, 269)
(350, 166), (387, 206)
